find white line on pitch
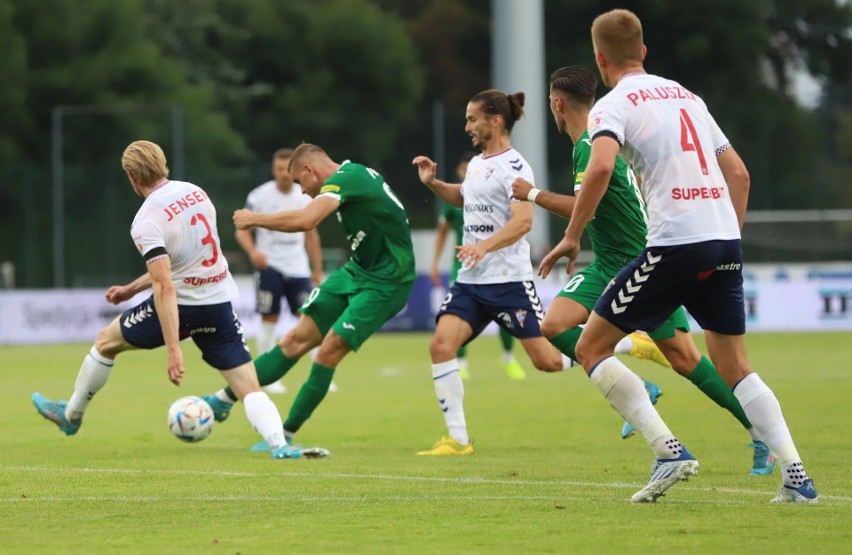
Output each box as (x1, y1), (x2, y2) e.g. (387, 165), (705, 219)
(3, 466), (849, 504)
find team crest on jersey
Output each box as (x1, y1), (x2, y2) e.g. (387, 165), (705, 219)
(485, 168), (495, 180)
(515, 309), (528, 328)
(497, 311), (515, 330)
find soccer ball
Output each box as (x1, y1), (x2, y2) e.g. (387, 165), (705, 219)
(167, 396), (214, 443)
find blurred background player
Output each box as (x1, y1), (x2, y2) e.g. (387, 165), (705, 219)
(413, 89), (572, 456)
(32, 140), (307, 460)
(430, 150), (526, 381)
(513, 65), (775, 476)
(202, 143), (416, 452)
(236, 148), (326, 394)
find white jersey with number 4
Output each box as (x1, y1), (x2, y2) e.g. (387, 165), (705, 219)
(588, 73), (740, 247)
(245, 181), (312, 277)
(131, 180), (238, 305)
(457, 148), (535, 284)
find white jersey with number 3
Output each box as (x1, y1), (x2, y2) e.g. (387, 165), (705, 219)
(131, 180), (238, 305)
(588, 73), (740, 247)
(457, 148), (535, 284)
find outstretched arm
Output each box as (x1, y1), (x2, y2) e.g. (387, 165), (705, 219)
(234, 195), (340, 232)
(105, 273), (152, 305)
(511, 177), (576, 220)
(412, 155), (464, 207)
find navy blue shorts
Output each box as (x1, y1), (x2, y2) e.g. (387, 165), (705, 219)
(595, 239), (746, 335)
(255, 268), (313, 316)
(119, 297), (252, 370)
(438, 281), (544, 344)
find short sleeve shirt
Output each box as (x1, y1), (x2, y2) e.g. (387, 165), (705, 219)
(131, 180), (238, 305)
(457, 148), (535, 284)
(244, 181), (312, 277)
(588, 73), (740, 246)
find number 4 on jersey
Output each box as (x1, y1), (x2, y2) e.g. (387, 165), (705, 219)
(679, 108), (708, 175)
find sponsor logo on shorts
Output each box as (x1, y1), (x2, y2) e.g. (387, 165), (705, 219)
(342, 322), (356, 330)
(716, 263), (741, 271)
(190, 327), (217, 335)
(497, 312), (515, 330)
(122, 304), (154, 328)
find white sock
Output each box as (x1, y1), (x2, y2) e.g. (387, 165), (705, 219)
(733, 373), (802, 471)
(257, 321), (278, 355)
(614, 335), (634, 354)
(589, 356), (682, 459)
(432, 359), (468, 445)
(66, 347), (114, 421)
(243, 391), (286, 449)
(458, 357), (469, 371)
(747, 427), (760, 441)
(502, 351), (515, 364)
(561, 354), (575, 370)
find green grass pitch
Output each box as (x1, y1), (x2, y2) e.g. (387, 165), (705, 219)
(2, 332), (850, 554)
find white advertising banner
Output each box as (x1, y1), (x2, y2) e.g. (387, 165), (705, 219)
(2, 272), (851, 344)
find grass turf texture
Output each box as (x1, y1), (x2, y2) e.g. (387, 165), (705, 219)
(3, 332), (850, 554)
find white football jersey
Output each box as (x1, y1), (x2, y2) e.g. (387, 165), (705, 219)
(245, 180), (312, 277)
(457, 148), (535, 284)
(588, 73), (740, 246)
(131, 180), (238, 305)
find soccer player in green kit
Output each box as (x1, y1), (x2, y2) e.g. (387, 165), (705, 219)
(430, 151), (526, 381)
(201, 143), (416, 457)
(512, 65), (775, 475)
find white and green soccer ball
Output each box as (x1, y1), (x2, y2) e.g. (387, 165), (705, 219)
(167, 396), (214, 443)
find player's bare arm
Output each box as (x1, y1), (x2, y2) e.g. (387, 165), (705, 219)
(233, 195), (340, 233)
(456, 201), (532, 270)
(716, 147), (751, 230)
(234, 228), (269, 270)
(304, 228), (324, 285)
(412, 155), (464, 207)
(105, 273), (152, 305)
(539, 136), (619, 278)
(147, 256), (184, 386)
(512, 177), (577, 219)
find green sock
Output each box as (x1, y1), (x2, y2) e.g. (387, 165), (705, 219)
(284, 362), (335, 434)
(687, 355), (752, 430)
(456, 344), (468, 359)
(548, 327), (583, 361)
(223, 346), (299, 401)
(498, 327), (514, 351)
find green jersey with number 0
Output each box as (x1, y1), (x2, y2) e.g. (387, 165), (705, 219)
(319, 161), (416, 283)
(574, 131), (648, 276)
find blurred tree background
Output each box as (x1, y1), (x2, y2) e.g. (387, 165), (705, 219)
(0, 0), (850, 287)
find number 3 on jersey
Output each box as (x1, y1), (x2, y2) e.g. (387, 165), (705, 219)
(679, 109), (708, 175)
(190, 213), (219, 267)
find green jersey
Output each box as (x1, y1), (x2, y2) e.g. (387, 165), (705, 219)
(573, 131), (648, 276)
(441, 202), (464, 280)
(319, 161), (416, 283)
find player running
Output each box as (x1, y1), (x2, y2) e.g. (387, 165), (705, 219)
(430, 151), (527, 381)
(512, 65), (775, 476)
(541, 10), (816, 503)
(201, 143), (416, 454)
(32, 140), (295, 460)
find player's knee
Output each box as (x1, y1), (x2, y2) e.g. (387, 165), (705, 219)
(93, 326), (121, 358)
(539, 317), (561, 340)
(574, 339), (600, 370)
(429, 334), (458, 361)
(532, 353), (562, 372)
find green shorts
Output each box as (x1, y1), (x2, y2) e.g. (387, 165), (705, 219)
(556, 260), (690, 340)
(299, 266), (414, 351)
